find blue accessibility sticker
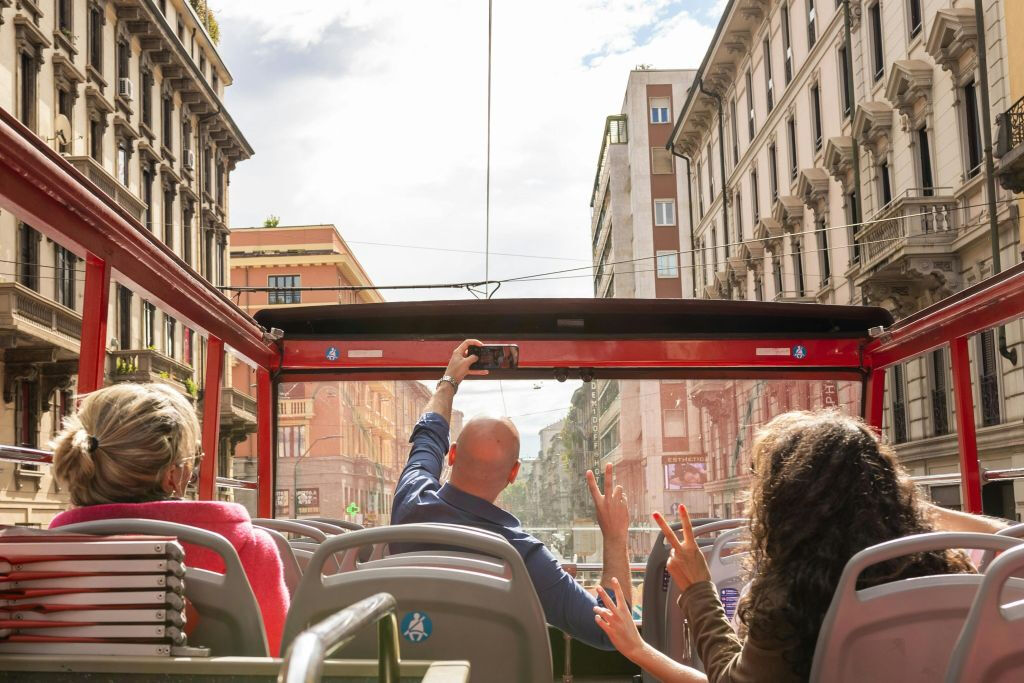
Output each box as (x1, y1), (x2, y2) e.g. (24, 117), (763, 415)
(325, 346), (340, 361)
(792, 345), (807, 360)
(400, 611), (432, 643)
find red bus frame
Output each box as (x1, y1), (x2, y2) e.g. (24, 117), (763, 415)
(2, 108), (1017, 516)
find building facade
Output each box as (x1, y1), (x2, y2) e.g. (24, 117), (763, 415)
(670, 0), (1024, 519)
(590, 69), (710, 520)
(0, 0), (251, 525)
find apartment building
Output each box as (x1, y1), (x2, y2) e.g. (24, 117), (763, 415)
(0, 0), (251, 525)
(589, 68), (710, 520)
(670, 0), (1024, 518)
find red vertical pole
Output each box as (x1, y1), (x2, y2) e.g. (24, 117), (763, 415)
(77, 254), (111, 395)
(256, 368), (274, 518)
(198, 336), (224, 501)
(950, 336), (983, 514)
(864, 367), (886, 431)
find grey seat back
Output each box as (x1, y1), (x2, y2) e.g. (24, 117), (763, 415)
(978, 522), (1024, 571)
(259, 526), (303, 597)
(253, 518), (328, 542)
(945, 543), (1024, 682)
(705, 527), (750, 622)
(308, 516), (364, 531)
(809, 532), (1024, 683)
(356, 550), (510, 578)
(283, 523), (551, 683)
(640, 518), (746, 681)
(56, 518), (269, 656)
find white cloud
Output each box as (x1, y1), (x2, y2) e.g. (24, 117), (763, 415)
(216, 0), (714, 301)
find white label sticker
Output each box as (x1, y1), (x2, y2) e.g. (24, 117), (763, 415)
(347, 349), (383, 358)
(755, 348), (791, 356)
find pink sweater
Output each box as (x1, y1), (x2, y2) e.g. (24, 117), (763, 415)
(50, 500), (289, 656)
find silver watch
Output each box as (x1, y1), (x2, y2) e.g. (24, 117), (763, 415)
(437, 375), (459, 392)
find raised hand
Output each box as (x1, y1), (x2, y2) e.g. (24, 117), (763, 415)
(587, 463), (629, 546)
(593, 577), (644, 659)
(444, 339), (489, 384)
(653, 503), (711, 593)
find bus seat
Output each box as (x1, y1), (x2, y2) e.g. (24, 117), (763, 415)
(283, 518), (350, 535)
(252, 518), (328, 542)
(282, 523), (551, 682)
(291, 541), (343, 575)
(258, 526), (303, 597)
(355, 550), (510, 578)
(55, 518), (269, 657)
(308, 516), (364, 531)
(945, 543), (1024, 682)
(706, 527), (750, 622)
(978, 522), (1024, 572)
(809, 532), (1024, 683)
(640, 518), (746, 681)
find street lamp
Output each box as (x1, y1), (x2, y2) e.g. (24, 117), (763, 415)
(293, 434), (343, 518)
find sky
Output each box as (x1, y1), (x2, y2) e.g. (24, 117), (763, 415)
(217, 0), (725, 301)
(215, 0), (727, 461)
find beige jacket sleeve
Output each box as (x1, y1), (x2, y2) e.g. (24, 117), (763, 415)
(677, 581), (801, 683)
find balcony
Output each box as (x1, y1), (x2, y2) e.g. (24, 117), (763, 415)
(108, 349), (195, 397)
(688, 379), (732, 420)
(853, 190), (960, 318)
(591, 115), (628, 210)
(65, 156), (147, 222)
(996, 95), (1024, 193)
(368, 379), (394, 398)
(356, 405), (395, 438)
(279, 398), (314, 420)
(219, 386), (257, 438)
(0, 282), (81, 358)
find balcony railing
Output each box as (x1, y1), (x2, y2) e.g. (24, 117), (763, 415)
(997, 95), (1024, 155)
(279, 398), (314, 418)
(980, 374), (1001, 427)
(109, 349), (194, 394)
(855, 189), (958, 272)
(65, 156), (147, 222)
(0, 282), (82, 349)
(590, 115), (628, 209)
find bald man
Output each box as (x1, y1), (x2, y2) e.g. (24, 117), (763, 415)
(391, 340), (632, 651)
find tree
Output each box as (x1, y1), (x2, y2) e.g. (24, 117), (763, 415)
(189, 0), (221, 44)
(263, 215), (280, 228)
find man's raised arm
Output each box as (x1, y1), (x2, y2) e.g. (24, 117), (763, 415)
(588, 463), (633, 610)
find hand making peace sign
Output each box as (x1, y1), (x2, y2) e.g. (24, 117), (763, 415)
(653, 503), (712, 593)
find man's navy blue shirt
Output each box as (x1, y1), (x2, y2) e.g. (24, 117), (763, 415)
(390, 412), (615, 650)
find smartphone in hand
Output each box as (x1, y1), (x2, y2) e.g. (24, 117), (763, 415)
(467, 344), (519, 370)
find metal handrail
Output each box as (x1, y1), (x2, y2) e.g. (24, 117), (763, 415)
(910, 467), (1024, 487)
(278, 592), (400, 683)
(0, 444), (257, 491)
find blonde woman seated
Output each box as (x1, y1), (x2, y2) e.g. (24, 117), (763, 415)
(49, 383), (289, 655)
(593, 411), (1006, 682)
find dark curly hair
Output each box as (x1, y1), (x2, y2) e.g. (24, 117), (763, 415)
(736, 410), (973, 679)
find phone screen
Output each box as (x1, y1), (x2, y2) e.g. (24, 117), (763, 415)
(467, 344), (520, 370)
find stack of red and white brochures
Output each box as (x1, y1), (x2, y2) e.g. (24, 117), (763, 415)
(0, 528), (189, 656)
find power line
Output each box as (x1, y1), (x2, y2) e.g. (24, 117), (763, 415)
(345, 240), (588, 262)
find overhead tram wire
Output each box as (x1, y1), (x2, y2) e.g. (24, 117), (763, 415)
(217, 196), (1019, 295)
(484, 0), (494, 299)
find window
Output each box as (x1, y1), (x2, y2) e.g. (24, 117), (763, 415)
(869, 2), (884, 82)
(58, 0), (72, 33)
(787, 116), (798, 179)
(269, 275), (301, 305)
(751, 169), (760, 224)
(57, 88), (73, 153)
(164, 315), (176, 357)
(89, 117), (103, 161)
(792, 238), (805, 296)
(650, 97), (670, 124)
(755, 275), (764, 301)
(278, 426), (308, 459)
(118, 141), (130, 186)
(182, 201), (193, 264)
(55, 246), (76, 309)
(654, 199), (676, 226)
(17, 224), (40, 292)
(891, 364), (908, 443)
(839, 45), (852, 119)
(879, 160), (893, 205)
(918, 126), (934, 196)
(18, 51), (36, 129)
(141, 69), (153, 128)
(142, 166), (154, 231)
(816, 218), (831, 285)
(782, 4), (794, 84)
(117, 40), (130, 86)
(811, 84), (823, 151)
(88, 4), (103, 70)
(216, 156), (225, 205)
(768, 143), (779, 203)
(14, 380), (39, 449)
(656, 251), (679, 278)
(964, 80), (983, 177)
(730, 98), (739, 164)
(163, 189), (175, 248)
(979, 329), (1001, 427)
(736, 190), (744, 240)
(142, 301), (156, 348)
(118, 285), (132, 349)
(908, 0), (923, 38)
(696, 161), (705, 217)
(651, 147), (673, 174)
(746, 70), (756, 141)
(847, 190), (861, 262)
(763, 38), (775, 113)
(183, 327), (194, 366)
(807, 0), (817, 49)
(177, 14), (185, 42)
(707, 143), (715, 198)
(204, 146), (213, 194)
(162, 93), (173, 150)
(930, 348), (949, 436)
(773, 256), (784, 296)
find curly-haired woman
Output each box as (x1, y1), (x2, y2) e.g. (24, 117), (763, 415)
(593, 410), (1006, 682)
